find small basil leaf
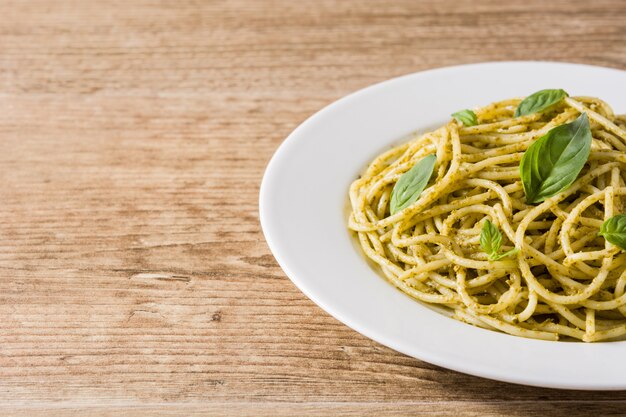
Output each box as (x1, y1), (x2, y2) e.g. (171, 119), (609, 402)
(480, 220), (519, 261)
(599, 215), (626, 250)
(520, 113), (592, 204)
(390, 154), (436, 215)
(452, 109), (478, 126)
(480, 219), (502, 257)
(490, 247), (519, 261)
(515, 89), (569, 117)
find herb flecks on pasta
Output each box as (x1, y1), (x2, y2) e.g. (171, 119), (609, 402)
(348, 92), (626, 342)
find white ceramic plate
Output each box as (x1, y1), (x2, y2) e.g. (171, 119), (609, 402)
(259, 62), (626, 390)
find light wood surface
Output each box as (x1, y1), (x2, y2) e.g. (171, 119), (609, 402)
(1, 0), (626, 415)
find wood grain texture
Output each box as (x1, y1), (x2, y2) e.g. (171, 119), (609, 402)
(1, 0), (625, 415)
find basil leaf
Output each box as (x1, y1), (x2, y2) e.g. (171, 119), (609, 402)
(390, 154), (436, 214)
(599, 215), (626, 250)
(515, 89), (568, 117)
(480, 220), (518, 260)
(480, 219), (502, 257)
(520, 113), (591, 204)
(452, 109), (478, 126)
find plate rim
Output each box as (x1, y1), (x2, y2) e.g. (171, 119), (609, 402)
(259, 61), (626, 390)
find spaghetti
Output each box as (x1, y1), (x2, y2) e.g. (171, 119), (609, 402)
(348, 94), (626, 342)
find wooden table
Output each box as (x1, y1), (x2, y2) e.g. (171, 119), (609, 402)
(1, 0), (626, 415)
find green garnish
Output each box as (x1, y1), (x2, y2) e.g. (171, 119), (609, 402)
(390, 154), (437, 215)
(480, 219), (519, 261)
(515, 89), (568, 117)
(520, 113), (591, 204)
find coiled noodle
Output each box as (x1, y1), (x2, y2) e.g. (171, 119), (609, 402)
(348, 95), (626, 342)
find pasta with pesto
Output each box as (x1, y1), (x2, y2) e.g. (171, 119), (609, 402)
(348, 92), (626, 342)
